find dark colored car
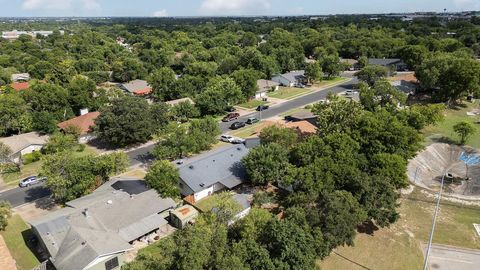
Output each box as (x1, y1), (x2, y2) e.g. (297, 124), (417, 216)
(246, 117), (259, 125)
(222, 113), (240, 122)
(230, 122), (246, 130)
(256, 105), (269, 111)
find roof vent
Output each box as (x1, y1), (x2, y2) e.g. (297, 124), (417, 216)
(189, 165), (194, 169)
(212, 159), (215, 162)
(81, 241), (87, 246)
(199, 183), (205, 187)
(130, 194), (134, 199)
(83, 208), (89, 218)
(107, 200), (113, 205)
(237, 147), (242, 151)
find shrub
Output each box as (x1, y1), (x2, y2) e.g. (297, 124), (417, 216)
(22, 151), (42, 164)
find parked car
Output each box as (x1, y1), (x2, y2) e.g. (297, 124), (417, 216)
(256, 105), (269, 111)
(345, 90), (357, 96)
(222, 113), (240, 122)
(19, 176), (46, 188)
(230, 122), (246, 130)
(220, 135), (246, 144)
(246, 117), (259, 124)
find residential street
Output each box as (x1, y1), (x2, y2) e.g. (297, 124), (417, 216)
(0, 77), (357, 208)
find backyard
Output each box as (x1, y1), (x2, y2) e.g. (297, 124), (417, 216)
(0, 215), (40, 270)
(423, 101), (480, 148)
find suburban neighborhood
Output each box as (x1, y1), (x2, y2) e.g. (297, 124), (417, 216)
(0, 2), (480, 270)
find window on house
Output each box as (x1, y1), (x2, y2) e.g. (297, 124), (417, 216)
(105, 257), (119, 270)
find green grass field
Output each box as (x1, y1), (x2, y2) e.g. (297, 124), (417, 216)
(268, 87), (313, 100)
(237, 99), (268, 109)
(311, 77), (349, 88)
(423, 101), (480, 148)
(318, 187), (480, 270)
(0, 215), (40, 270)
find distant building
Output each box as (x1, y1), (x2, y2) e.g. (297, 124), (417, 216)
(9, 81), (30, 91)
(256, 79), (280, 99)
(57, 111), (100, 143)
(30, 178), (176, 270)
(169, 204), (199, 229)
(11, 73), (30, 82)
(177, 144), (250, 203)
(1, 30), (64, 40)
(271, 71), (307, 87)
(0, 132), (49, 163)
(368, 58), (408, 71)
(119, 80), (152, 96)
(340, 58), (359, 71)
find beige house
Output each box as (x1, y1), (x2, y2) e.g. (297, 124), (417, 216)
(0, 132), (49, 163)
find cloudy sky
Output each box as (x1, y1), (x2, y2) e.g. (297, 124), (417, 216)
(0, 0), (479, 17)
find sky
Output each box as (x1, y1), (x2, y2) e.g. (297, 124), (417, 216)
(0, 0), (479, 17)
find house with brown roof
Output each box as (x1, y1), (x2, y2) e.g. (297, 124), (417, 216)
(57, 111), (100, 143)
(119, 80), (152, 96)
(9, 81), (30, 91)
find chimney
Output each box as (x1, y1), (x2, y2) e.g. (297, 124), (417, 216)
(80, 108), (89, 116)
(83, 208), (89, 218)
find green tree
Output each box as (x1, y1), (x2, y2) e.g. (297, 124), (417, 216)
(95, 96), (156, 147)
(22, 83), (72, 120)
(171, 101), (200, 123)
(196, 77), (243, 115)
(66, 75), (98, 113)
(0, 92), (32, 136)
(398, 45), (429, 70)
(319, 55), (342, 78)
(453, 121), (477, 145)
(149, 67), (178, 101)
(0, 201), (11, 231)
(231, 69), (261, 99)
(0, 142), (13, 163)
(145, 160), (180, 198)
(259, 125), (298, 148)
(304, 62), (323, 83)
(112, 57), (146, 82)
(42, 133), (79, 154)
(32, 111), (58, 134)
(242, 143), (292, 185)
(359, 79), (407, 112)
(355, 65), (389, 86)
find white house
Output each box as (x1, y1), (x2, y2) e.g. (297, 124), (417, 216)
(271, 70), (307, 87)
(0, 132), (49, 163)
(176, 144), (250, 203)
(256, 79), (280, 99)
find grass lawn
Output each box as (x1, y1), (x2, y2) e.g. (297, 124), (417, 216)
(1, 145), (100, 186)
(0, 215), (40, 270)
(237, 99), (268, 110)
(423, 101), (480, 148)
(194, 192), (240, 213)
(268, 87), (313, 100)
(318, 187), (480, 270)
(230, 122), (263, 138)
(311, 77), (349, 88)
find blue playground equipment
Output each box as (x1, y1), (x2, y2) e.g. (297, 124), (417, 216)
(459, 152), (480, 166)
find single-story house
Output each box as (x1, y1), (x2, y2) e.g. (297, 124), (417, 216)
(165, 97), (195, 106)
(390, 72), (418, 94)
(119, 80), (152, 96)
(271, 71), (307, 87)
(256, 79), (280, 99)
(229, 194), (252, 225)
(368, 58), (408, 71)
(57, 111), (100, 143)
(9, 81), (30, 91)
(177, 144), (250, 203)
(340, 58), (360, 71)
(30, 178), (176, 270)
(169, 204), (199, 229)
(285, 109), (317, 126)
(0, 132), (49, 163)
(11, 73), (30, 82)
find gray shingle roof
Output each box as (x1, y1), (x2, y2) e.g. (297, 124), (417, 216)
(0, 132), (49, 155)
(257, 79), (280, 93)
(177, 144), (250, 194)
(30, 178), (176, 270)
(368, 58), (403, 66)
(277, 70), (306, 83)
(120, 79), (151, 93)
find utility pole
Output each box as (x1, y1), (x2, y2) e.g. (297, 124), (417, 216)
(423, 171), (447, 270)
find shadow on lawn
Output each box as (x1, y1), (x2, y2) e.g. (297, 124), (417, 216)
(332, 251), (373, 270)
(21, 229), (48, 262)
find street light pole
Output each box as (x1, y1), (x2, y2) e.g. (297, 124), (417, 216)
(423, 171), (447, 270)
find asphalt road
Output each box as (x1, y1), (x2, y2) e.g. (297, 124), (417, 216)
(427, 244), (480, 270)
(0, 77), (357, 207)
